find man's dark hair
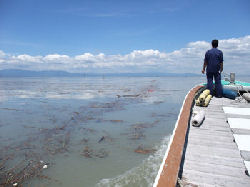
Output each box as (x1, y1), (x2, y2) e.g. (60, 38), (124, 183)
(212, 40), (218, 48)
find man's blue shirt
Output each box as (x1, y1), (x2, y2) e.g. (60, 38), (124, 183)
(204, 48), (223, 73)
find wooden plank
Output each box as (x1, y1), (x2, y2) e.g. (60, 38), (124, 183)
(189, 126), (233, 134)
(226, 114), (250, 119)
(186, 137), (237, 149)
(187, 133), (234, 142)
(232, 128), (250, 135)
(183, 160), (247, 178)
(241, 150), (250, 161)
(197, 125), (232, 132)
(183, 153), (244, 168)
(182, 169), (250, 187)
(201, 117), (227, 122)
(185, 144), (241, 158)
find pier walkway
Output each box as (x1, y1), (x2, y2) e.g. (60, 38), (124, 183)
(180, 97), (250, 186)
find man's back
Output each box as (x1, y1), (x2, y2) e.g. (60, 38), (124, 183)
(202, 39), (223, 97)
(205, 48), (223, 73)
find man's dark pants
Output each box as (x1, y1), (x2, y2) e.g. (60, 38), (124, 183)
(206, 72), (223, 97)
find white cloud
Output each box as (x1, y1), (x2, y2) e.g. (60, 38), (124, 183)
(130, 49), (160, 57)
(44, 54), (70, 61)
(0, 35), (250, 74)
(0, 50), (6, 63)
(0, 50), (6, 57)
(16, 54), (42, 63)
(75, 53), (95, 61)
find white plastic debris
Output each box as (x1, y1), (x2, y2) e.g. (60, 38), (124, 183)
(13, 183), (18, 186)
(192, 110), (205, 127)
(242, 93), (250, 102)
(43, 164), (48, 169)
(193, 110), (199, 115)
(40, 160), (44, 164)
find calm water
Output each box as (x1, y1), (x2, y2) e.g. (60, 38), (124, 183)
(0, 76), (206, 187)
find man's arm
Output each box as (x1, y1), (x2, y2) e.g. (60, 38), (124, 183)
(220, 51), (223, 73)
(202, 60), (207, 74)
(220, 62), (223, 73)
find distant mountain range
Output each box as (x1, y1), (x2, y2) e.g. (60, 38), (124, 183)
(0, 69), (201, 77)
(0, 69), (82, 77)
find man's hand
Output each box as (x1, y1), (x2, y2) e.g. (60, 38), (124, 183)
(220, 63), (223, 73)
(202, 61), (207, 74)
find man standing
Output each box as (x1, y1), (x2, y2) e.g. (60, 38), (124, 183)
(202, 39), (223, 97)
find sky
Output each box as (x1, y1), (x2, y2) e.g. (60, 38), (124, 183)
(0, 0), (250, 74)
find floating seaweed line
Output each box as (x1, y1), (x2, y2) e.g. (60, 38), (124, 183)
(121, 120), (160, 140)
(116, 94), (140, 98)
(0, 108), (20, 111)
(0, 159), (56, 187)
(81, 146), (109, 159)
(134, 145), (156, 154)
(98, 135), (113, 143)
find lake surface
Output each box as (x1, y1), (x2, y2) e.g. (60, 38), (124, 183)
(0, 76), (220, 187)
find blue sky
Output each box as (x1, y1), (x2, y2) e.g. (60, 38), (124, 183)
(0, 0), (250, 74)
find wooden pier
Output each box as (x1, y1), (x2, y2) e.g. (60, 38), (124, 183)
(179, 97), (250, 186)
(154, 86), (250, 187)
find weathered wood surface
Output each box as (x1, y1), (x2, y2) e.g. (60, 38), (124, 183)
(156, 86), (203, 187)
(180, 97), (250, 187)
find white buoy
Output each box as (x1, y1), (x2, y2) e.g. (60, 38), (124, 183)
(242, 93), (250, 102)
(193, 111), (199, 115)
(192, 110), (205, 127)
